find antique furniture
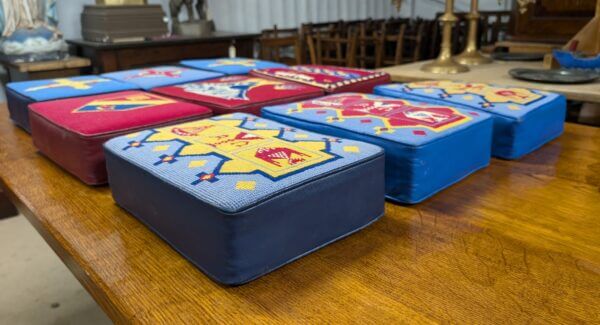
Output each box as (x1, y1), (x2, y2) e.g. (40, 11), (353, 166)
(509, 0), (597, 44)
(479, 11), (511, 49)
(258, 26), (303, 65)
(378, 20), (407, 67)
(422, 0), (469, 74)
(81, 5), (168, 43)
(306, 27), (358, 67)
(395, 20), (428, 65)
(67, 32), (258, 73)
(0, 104), (598, 322)
(493, 40), (560, 54)
(1, 57), (91, 82)
(356, 20), (385, 69)
(379, 60), (600, 104)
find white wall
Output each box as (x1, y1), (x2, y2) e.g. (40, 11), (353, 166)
(57, 0), (510, 39)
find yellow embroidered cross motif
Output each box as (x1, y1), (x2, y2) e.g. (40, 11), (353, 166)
(188, 160), (208, 168)
(145, 118), (337, 179)
(235, 181), (256, 191)
(407, 81), (542, 105)
(26, 78), (110, 92)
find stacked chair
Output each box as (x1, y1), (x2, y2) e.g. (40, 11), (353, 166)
(260, 12), (510, 69)
(4, 53), (565, 285)
(259, 26), (304, 65)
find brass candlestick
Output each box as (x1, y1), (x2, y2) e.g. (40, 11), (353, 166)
(421, 0), (469, 74)
(455, 0), (492, 65)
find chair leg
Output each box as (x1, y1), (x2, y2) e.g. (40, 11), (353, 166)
(316, 33), (323, 65)
(347, 31), (358, 68)
(306, 34), (318, 64)
(394, 25), (406, 65)
(295, 38), (303, 65)
(413, 23), (425, 62)
(336, 34), (343, 66)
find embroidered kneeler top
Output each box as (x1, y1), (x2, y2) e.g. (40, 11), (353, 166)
(102, 66), (223, 90)
(262, 93), (494, 204)
(250, 65), (391, 93)
(374, 81), (566, 159)
(180, 57), (287, 75)
(104, 113), (385, 285)
(6, 75), (138, 132)
(28, 90), (212, 185)
(151, 75), (324, 115)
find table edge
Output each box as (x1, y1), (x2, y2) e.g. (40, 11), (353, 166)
(67, 32), (260, 50)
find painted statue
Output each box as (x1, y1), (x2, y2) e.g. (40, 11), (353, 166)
(0, 0), (66, 60)
(169, 0), (214, 36)
(170, 0), (208, 22)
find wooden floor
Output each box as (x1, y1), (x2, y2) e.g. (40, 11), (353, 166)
(0, 105), (598, 323)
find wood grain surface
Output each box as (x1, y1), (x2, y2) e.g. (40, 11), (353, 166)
(0, 105), (598, 323)
(4, 57), (91, 73)
(378, 60), (600, 104)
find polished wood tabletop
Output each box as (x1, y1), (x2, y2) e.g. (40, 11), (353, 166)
(0, 105), (598, 323)
(379, 60), (600, 103)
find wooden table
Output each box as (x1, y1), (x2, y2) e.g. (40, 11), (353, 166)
(493, 41), (561, 54)
(1, 57), (91, 82)
(379, 60), (600, 104)
(68, 32), (259, 73)
(0, 106), (598, 323)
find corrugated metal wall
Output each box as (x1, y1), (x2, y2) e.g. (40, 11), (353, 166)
(58, 0), (510, 39)
(208, 0), (509, 32)
(209, 0), (409, 32)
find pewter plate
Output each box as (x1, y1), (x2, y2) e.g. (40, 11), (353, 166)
(509, 68), (600, 84)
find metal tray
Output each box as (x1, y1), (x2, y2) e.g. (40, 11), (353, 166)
(509, 68), (600, 84)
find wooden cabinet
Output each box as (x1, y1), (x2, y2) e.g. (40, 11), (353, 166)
(68, 32), (258, 73)
(510, 0), (596, 43)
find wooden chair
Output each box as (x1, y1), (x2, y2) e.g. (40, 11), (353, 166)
(451, 13), (470, 54)
(357, 20), (385, 68)
(300, 22), (338, 64)
(259, 25), (302, 65)
(379, 20), (407, 67)
(425, 19), (441, 59)
(306, 26), (358, 67)
(428, 12), (470, 57)
(402, 19), (428, 63)
(480, 11), (511, 46)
